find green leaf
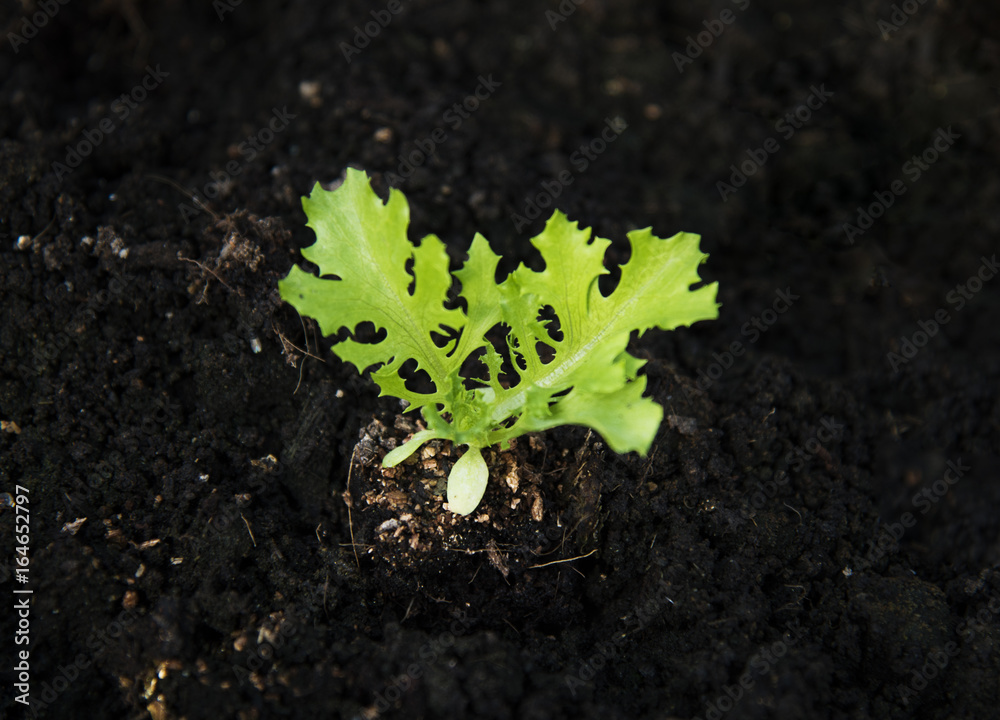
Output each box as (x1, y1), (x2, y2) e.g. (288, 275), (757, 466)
(446, 445), (488, 516)
(485, 213), (719, 454)
(278, 168), (463, 411)
(278, 169), (719, 515)
(382, 429), (438, 468)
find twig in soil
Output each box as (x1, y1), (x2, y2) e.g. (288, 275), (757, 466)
(502, 618), (520, 635)
(178, 254), (233, 295)
(272, 318), (326, 389)
(294, 315), (309, 393)
(567, 456), (590, 487)
(241, 513), (256, 547)
(640, 447), (658, 484)
(783, 584), (806, 610)
(146, 174), (219, 220)
(530, 526), (568, 557)
(30, 217), (56, 245)
(527, 548), (597, 570)
(782, 502), (803, 524)
(570, 429), (594, 469)
(401, 597), (416, 623)
(345, 447), (360, 570)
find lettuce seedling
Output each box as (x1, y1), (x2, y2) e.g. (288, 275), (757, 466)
(279, 169), (718, 515)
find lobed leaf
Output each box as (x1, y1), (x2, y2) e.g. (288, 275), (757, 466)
(278, 168), (719, 514)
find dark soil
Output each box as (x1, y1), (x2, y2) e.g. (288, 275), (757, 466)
(2, 1), (999, 719)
